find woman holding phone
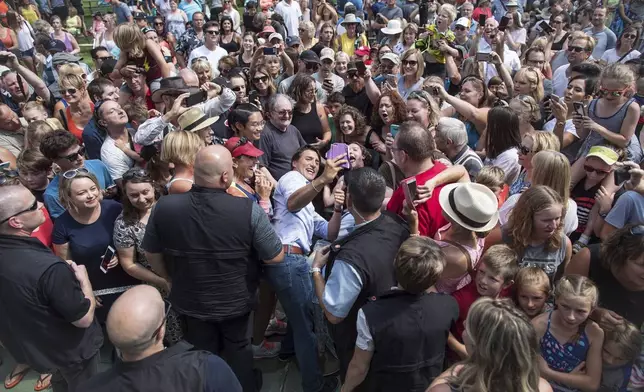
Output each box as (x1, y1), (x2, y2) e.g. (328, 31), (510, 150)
(369, 91), (407, 161)
(52, 169), (138, 323)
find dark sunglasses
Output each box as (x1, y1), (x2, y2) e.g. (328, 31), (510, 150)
(305, 62), (320, 71)
(0, 169), (19, 185)
(455, 26), (467, 31)
(149, 300), (172, 341)
(402, 60), (418, 66)
(630, 225), (644, 236)
(583, 165), (611, 174)
(206, 30), (220, 35)
(253, 76), (268, 83)
(62, 88), (77, 96)
(568, 46), (586, 53)
(96, 56), (112, 61)
(519, 145), (532, 155)
(154, 22), (164, 26)
(123, 168), (152, 181)
(348, 71), (359, 78)
(276, 110), (292, 117)
(623, 34), (637, 39)
(59, 146), (86, 162)
(0, 198), (38, 224)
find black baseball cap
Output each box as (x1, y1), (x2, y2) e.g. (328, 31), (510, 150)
(133, 11), (147, 19)
(299, 50), (320, 64)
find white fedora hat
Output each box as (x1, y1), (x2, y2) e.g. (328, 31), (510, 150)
(341, 13), (359, 25)
(178, 107), (219, 133)
(438, 183), (499, 232)
(381, 19), (403, 35)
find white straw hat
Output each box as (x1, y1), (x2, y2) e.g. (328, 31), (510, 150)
(438, 183), (499, 232)
(381, 19), (403, 35)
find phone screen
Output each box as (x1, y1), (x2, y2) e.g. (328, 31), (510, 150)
(478, 14), (486, 26)
(573, 102), (585, 117)
(263, 47), (277, 56)
(356, 61), (367, 76)
(476, 52), (491, 62)
(614, 168), (630, 186)
(499, 16), (510, 31)
(185, 90), (206, 106)
(390, 124), (400, 137)
(402, 178), (418, 206)
(539, 21), (553, 34)
(99, 246), (116, 274)
(0, 161), (10, 170)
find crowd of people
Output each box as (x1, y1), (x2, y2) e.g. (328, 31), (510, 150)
(0, 0), (643, 390)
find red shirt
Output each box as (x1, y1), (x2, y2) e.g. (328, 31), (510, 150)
(31, 207), (54, 249)
(386, 162), (449, 238)
(451, 280), (512, 342)
(472, 7), (492, 21)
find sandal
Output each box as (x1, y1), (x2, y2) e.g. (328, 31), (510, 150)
(4, 365), (30, 389)
(34, 373), (52, 392)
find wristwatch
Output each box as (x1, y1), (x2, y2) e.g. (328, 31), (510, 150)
(310, 267), (322, 274)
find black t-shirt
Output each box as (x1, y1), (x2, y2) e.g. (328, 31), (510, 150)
(342, 85), (373, 121)
(38, 263), (91, 323)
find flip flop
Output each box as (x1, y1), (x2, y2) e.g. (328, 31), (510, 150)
(34, 373), (52, 392)
(4, 366), (30, 389)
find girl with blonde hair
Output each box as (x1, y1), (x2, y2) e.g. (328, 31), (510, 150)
(429, 298), (552, 392)
(533, 275), (604, 392)
(514, 266), (552, 319)
(113, 23), (170, 91)
(499, 185), (572, 284)
(161, 130), (203, 194)
(513, 68), (544, 105)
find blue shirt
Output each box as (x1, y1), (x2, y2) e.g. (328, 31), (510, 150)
(179, 0), (202, 21)
(583, 27), (617, 60)
(82, 118), (105, 160)
(271, 170), (328, 253)
(605, 190), (644, 229)
(492, 0), (523, 22)
(44, 160), (115, 219)
(112, 2), (132, 24)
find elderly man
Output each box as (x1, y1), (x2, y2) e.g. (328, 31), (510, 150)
(0, 51), (54, 116)
(0, 103), (25, 157)
(0, 185), (102, 392)
(76, 286), (243, 391)
(143, 145), (284, 392)
(258, 94), (307, 181)
(435, 117), (483, 180)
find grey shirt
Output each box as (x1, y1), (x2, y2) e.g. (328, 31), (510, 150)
(583, 26), (617, 60)
(258, 121), (306, 181)
(502, 229), (567, 284)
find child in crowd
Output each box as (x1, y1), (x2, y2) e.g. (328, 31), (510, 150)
(91, 12), (105, 37)
(22, 101), (50, 123)
(475, 166), (507, 207)
(325, 92), (345, 143)
(533, 275), (604, 392)
(601, 320), (642, 391)
(65, 7), (83, 36)
(513, 266), (551, 320)
(341, 236), (459, 392)
(16, 148), (51, 203)
(448, 244), (518, 359)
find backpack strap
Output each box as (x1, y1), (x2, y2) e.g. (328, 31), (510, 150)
(440, 239), (473, 275)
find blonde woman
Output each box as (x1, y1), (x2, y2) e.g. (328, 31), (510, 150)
(113, 24), (170, 90)
(53, 169), (138, 323)
(94, 12), (117, 55)
(428, 298), (553, 392)
(512, 68), (544, 104)
(396, 48), (424, 100)
(500, 150), (579, 235)
(393, 23), (417, 55)
(508, 95), (541, 138)
(161, 130), (203, 194)
(191, 57), (214, 85)
(53, 73), (93, 144)
(504, 11), (526, 53)
(510, 130), (560, 195)
(298, 20), (317, 50)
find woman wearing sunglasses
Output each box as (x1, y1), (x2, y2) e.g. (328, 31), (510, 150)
(53, 168), (138, 323)
(53, 73), (94, 144)
(600, 26), (641, 65)
(570, 63), (642, 188)
(249, 66), (277, 110)
(509, 131), (560, 197)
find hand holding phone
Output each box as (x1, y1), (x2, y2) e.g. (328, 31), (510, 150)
(402, 178), (418, 207)
(478, 14), (486, 26)
(538, 20), (554, 34)
(573, 102), (586, 117)
(390, 124), (400, 137)
(185, 90), (207, 106)
(356, 61), (367, 76)
(326, 143), (351, 170)
(476, 52), (492, 62)
(99, 246), (116, 274)
(263, 47), (277, 55)
(498, 16), (510, 31)
(614, 167), (630, 186)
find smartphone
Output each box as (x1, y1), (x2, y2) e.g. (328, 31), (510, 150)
(263, 47), (277, 56)
(573, 102), (586, 117)
(551, 94), (563, 103)
(476, 52), (492, 62)
(249, 90), (259, 104)
(390, 124), (400, 138)
(326, 143), (350, 169)
(99, 246), (116, 274)
(185, 90), (207, 106)
(356, 60), (367, 76)
(0, 161), (10, 170)
(323, 78), (333, 91)
(539, 20), (554, 34)
(614, 167), (630, 186)
(402, 178), (418, 206)
(478, 14), (486, 26)
(498, 16), (510, 31)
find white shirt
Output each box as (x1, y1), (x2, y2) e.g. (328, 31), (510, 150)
(483, 46), (521, 83)
(188, 45), (228, 71)
(484, 147), (520, 185)
(600, 48), (641, 65)
(543, 117), (578, 139)
(274, 0), (302, 37)
(100, 136), (134, 180)
(552, 63), (570, 98)
(500, 195), (579, 235)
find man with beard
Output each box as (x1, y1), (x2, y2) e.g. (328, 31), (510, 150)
(342, 63), (374, 121)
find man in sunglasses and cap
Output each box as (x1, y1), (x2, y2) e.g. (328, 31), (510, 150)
(40, 129), (115, 218)
(76, 285), (243, 392)
(278, 50), (327, 102)
(0, 183), (103, 391)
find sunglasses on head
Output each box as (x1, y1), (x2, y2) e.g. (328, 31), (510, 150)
(583, 165), (611, 174)
(123, 168), (152, 182)
(59, 146), (86, 162)
(0, 198), (38, 224)
(62, 167), (90, 179)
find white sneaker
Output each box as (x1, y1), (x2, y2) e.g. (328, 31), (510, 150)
(252, 340), (281, 359)
(264, 318), (288, 337)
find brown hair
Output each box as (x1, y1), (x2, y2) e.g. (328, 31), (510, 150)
(394, 236), (446, 294)
(17, 149), (51, 173)
(481, 245), (519, 283)
(371, 91), (407, 129)
(600, 224), (644, 270)
(122, 101), (149, 125)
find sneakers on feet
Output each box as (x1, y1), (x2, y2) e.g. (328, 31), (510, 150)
(252, 340), (281, 359)
(321, 376), (340, 392)
(264, 318), (288, 337)
(274, 308), (287, 321)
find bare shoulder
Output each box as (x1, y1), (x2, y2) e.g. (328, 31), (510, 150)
(427, 365), (462, 391)
(538, 377), (554, 392)
(531, 312), (549, 333)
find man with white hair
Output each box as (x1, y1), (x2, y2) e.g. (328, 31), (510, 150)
(435, 117), (483, 180)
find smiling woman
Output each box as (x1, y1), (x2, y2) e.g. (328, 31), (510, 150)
(53, 73), (94, 144)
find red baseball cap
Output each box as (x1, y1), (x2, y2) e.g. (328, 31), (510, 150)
(225, 137), (264, 158)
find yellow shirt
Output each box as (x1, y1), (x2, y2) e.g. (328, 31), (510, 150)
(20, 5), (38, 24)
(338, 33), (368, 58)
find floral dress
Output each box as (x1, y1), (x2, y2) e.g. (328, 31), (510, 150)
(113, 212), (184, 345)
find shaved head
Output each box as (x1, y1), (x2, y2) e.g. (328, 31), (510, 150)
(194, 145), (234, 189)
(106, 285), (165, 355)
(0, 185), (43, 233)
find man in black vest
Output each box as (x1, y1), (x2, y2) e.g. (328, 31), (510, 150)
(76, 285), (243, 392)
(341, 237), (459, 392)
(0, 185), (103, 392)
(311, 168), (410, 382)
(142, 144), (284, 392)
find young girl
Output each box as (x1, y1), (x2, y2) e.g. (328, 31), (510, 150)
(571, 63), (641, 186)
(90, 12), (105, 38)
(514, 266), (551, 319)
(65, 7), (83, 36)
(533, 275), (604, 392)
(601, 320), (642, 391)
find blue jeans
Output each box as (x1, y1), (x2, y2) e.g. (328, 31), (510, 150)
(264, 254), (323, 392)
